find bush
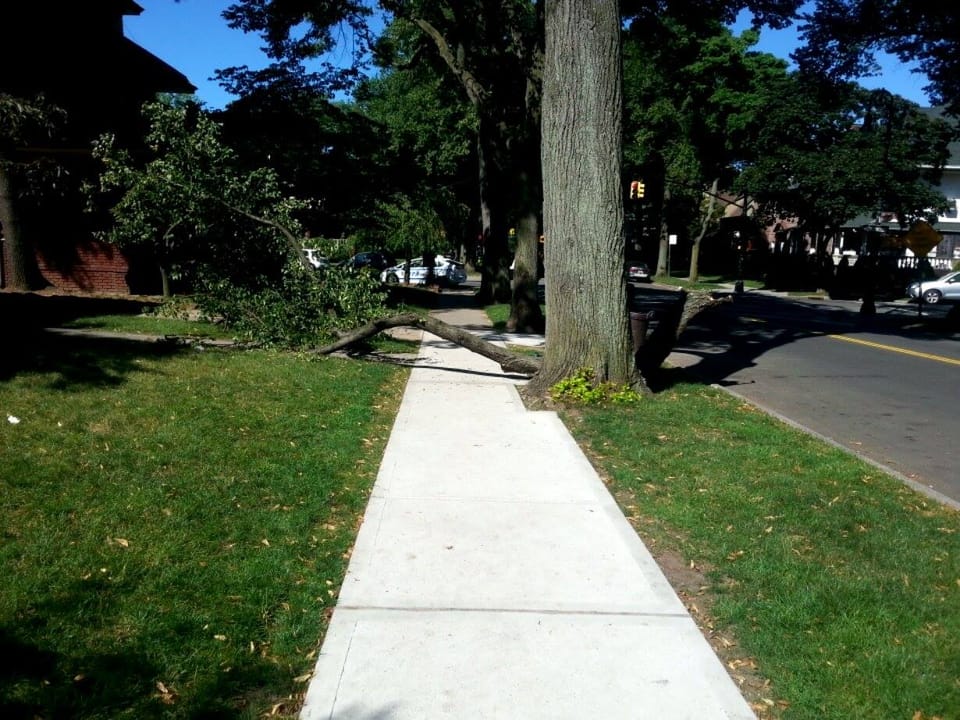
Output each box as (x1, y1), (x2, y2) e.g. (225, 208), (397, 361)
(196, 262), (387, 348)
(550, 368), (643, 405)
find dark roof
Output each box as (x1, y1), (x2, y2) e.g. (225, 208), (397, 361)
(118, 38), (195, 95)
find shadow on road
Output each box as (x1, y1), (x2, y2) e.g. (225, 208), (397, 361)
(654, 288), (960, 389)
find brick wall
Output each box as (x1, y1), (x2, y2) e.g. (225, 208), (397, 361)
(35, 241), (133, 294)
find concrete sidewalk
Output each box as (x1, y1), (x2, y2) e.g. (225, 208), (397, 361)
(300, 304), (755, 719)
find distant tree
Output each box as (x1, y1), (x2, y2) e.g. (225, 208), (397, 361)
(223, 0), (546, 331)
(0, 94), (65, 291)
(794, 2), (960, 114)
(623, 20), (792, 281)
(376, 196), (446, 276)
(372, 4), (544, 323)
(352, 56), (474, 260)
(738, 82), (953, 240)
(215, 70), (386, 240)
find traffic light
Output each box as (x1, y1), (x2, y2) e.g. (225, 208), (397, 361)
(629, 180), (645, 200)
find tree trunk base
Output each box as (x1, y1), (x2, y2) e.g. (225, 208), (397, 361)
(315, 290), (728, 393)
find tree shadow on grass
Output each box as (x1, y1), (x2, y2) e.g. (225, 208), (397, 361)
(0, 329), (190, 388)
(1, 582), (301, 719)
(0, 291), (188, 388)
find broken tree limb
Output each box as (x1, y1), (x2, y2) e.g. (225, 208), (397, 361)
(637, 290), (732, 376)
(313, 312), (542, 376)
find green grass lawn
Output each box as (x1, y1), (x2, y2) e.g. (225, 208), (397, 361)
(7, 293), (958, 720)
(1, 336), (406, 719)
(564, 383), (959, 720)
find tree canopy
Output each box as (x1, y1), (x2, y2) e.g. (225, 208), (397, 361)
(795, 2), (960, 114)
(739, 83), (953, 235)
(90, 99), (308, 297)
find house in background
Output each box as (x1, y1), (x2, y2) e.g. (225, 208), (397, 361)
(0, 1), (195, 294)
(917, 106), (960, 265)
(839, 107), (960, 271)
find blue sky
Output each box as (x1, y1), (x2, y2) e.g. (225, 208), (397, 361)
(125, 1), (932, 111)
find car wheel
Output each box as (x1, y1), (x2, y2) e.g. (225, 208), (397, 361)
(923, 288), (942, 304)
(385, 273), (399, 285)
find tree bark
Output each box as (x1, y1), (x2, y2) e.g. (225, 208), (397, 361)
(688, 177), (719, 283)
(508, 143), (545, 334)
(0, 153), (45, 291)
(531, 0), (632, 395)
(475, 114), (512, 304)
(313, 312), (541, 376)
(656, 185), (671, 278)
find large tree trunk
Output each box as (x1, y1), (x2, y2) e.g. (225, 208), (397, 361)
(530, 0), (632, 395)
(508, 134), (545, 334)
(0, 155), (45, 291)
(475, 115), (512, 304)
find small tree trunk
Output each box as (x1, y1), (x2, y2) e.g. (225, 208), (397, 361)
(531, 0), (633, 395)
(508, 42), (546, 334)
(159, 262), (171, 299)
(689, 178), (719, 283)
(656, 186), (671, 279)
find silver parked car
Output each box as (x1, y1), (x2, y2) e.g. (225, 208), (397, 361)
(907, 270), (960, 304)
(380, 256), (467, 287)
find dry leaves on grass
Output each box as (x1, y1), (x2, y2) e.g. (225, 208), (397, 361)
(155, 681), (179, 705)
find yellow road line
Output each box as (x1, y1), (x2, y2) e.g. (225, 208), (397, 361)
(828, 334), (960, 366)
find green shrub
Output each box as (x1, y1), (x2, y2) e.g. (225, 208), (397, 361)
(196, 262), (387, 348)
(550, 367), (643, 405)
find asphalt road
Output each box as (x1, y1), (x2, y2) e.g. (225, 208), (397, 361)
(654, 288), (960, 506)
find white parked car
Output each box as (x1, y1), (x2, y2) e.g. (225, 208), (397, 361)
(380, 256), (467, 287)
(302, 248), (330, 270)
(907, 270), (960, 304)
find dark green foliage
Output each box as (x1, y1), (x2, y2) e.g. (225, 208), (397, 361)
(197, 263), (387, 349)
(739, 83), (954, 231)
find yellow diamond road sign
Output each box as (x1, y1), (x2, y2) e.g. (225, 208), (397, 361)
(904, 221), (942, 257)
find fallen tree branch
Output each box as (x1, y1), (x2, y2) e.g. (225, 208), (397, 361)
(313, 312), (542, 376)
(314, 291), (728, 382)
(637, 290), (732, 375)
(677, 290), (732, 338)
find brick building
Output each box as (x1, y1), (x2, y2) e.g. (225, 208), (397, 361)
(0, 1), (194, 294)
